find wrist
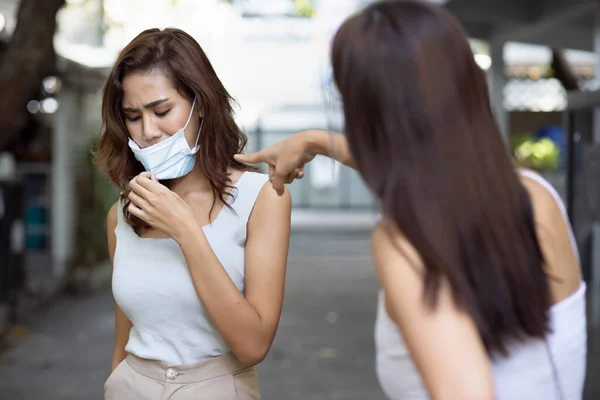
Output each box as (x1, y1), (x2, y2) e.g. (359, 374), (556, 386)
(174, 220), (203, 248)
(302, 129), (328, 156)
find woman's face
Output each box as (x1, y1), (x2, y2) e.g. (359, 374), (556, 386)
(121, 69), (202, 149)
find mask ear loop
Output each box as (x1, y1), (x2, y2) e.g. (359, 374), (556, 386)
(182, 97), (197, 131)
(192, 117), (203, 151)
(184, 97), (203, 152)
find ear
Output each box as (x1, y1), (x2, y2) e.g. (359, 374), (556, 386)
(197, 106), (205, 118)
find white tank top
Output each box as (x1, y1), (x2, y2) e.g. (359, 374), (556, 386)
(112, 171), (269, 365)
(375, 170), (587, 400)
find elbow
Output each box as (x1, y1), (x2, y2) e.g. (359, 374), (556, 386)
(233, 340), (271, 368)
(237, 353), (265, 368)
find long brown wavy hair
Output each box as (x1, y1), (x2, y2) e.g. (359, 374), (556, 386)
(332, 0), (551, 357)
(94, 28), (257, 234)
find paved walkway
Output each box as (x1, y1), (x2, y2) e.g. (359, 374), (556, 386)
(5, 230), (598, 400)
(0, 232), (386, 400)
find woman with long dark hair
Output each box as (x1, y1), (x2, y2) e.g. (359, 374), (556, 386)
(236, 1), (586, 398)
(95, 28), (291, 399)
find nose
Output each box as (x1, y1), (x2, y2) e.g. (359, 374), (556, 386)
(141, 114), (161, 143)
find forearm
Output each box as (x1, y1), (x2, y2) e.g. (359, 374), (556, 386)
(177, 226), (268, 365)
(303, 129), (356, 169)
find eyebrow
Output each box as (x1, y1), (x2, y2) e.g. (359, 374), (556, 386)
(122, 98), (169, 113)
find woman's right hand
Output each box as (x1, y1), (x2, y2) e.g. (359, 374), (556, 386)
(234, 131), (316, 195)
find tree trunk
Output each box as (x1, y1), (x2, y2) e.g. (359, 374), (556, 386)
(0, 0), (65, 152)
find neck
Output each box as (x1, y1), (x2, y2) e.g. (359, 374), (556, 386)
(165, 163), (211, 194)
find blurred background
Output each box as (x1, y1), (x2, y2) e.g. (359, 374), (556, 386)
(0, 0), (600, 398)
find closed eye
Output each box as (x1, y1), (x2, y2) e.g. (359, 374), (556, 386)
(124, 109), (169, 122)
(125, 115), (140, 122)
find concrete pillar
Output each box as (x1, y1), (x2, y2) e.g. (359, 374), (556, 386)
(51, 86), (78, 279)
(490, 39), (508, 142)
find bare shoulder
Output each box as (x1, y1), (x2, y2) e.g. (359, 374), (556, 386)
(517, 169), (581, 297)
(372, 220), (421, 272)
(372, 220), (400, 251)
(518, 169), (557, 203)
(371, 220), (426, 297)
(517, 169), (566, 226)
(372, 221), (396, 260)
(255, 180), (291, 213)
(248, 179), (291, 228)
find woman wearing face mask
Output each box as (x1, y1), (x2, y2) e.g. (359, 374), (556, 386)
(94, 27), (291, 400)
(236, 1), (587, 399)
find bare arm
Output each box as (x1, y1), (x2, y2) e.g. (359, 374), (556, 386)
(372, 222), (495, 400)
(234, 129), (355, 194)
(303, 129), (355, 169)
(177, 185), (291, 366)
(518, 170), (582, 302)
(107, 202), (132, 373)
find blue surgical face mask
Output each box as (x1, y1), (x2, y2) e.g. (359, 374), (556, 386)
(127, 98), (202, 180)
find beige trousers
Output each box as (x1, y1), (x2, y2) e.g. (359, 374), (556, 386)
(104, 352), (261, 400)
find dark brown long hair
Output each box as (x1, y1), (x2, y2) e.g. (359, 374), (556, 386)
(332, 0), (550, 356)
(94, 28), (256, 234)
